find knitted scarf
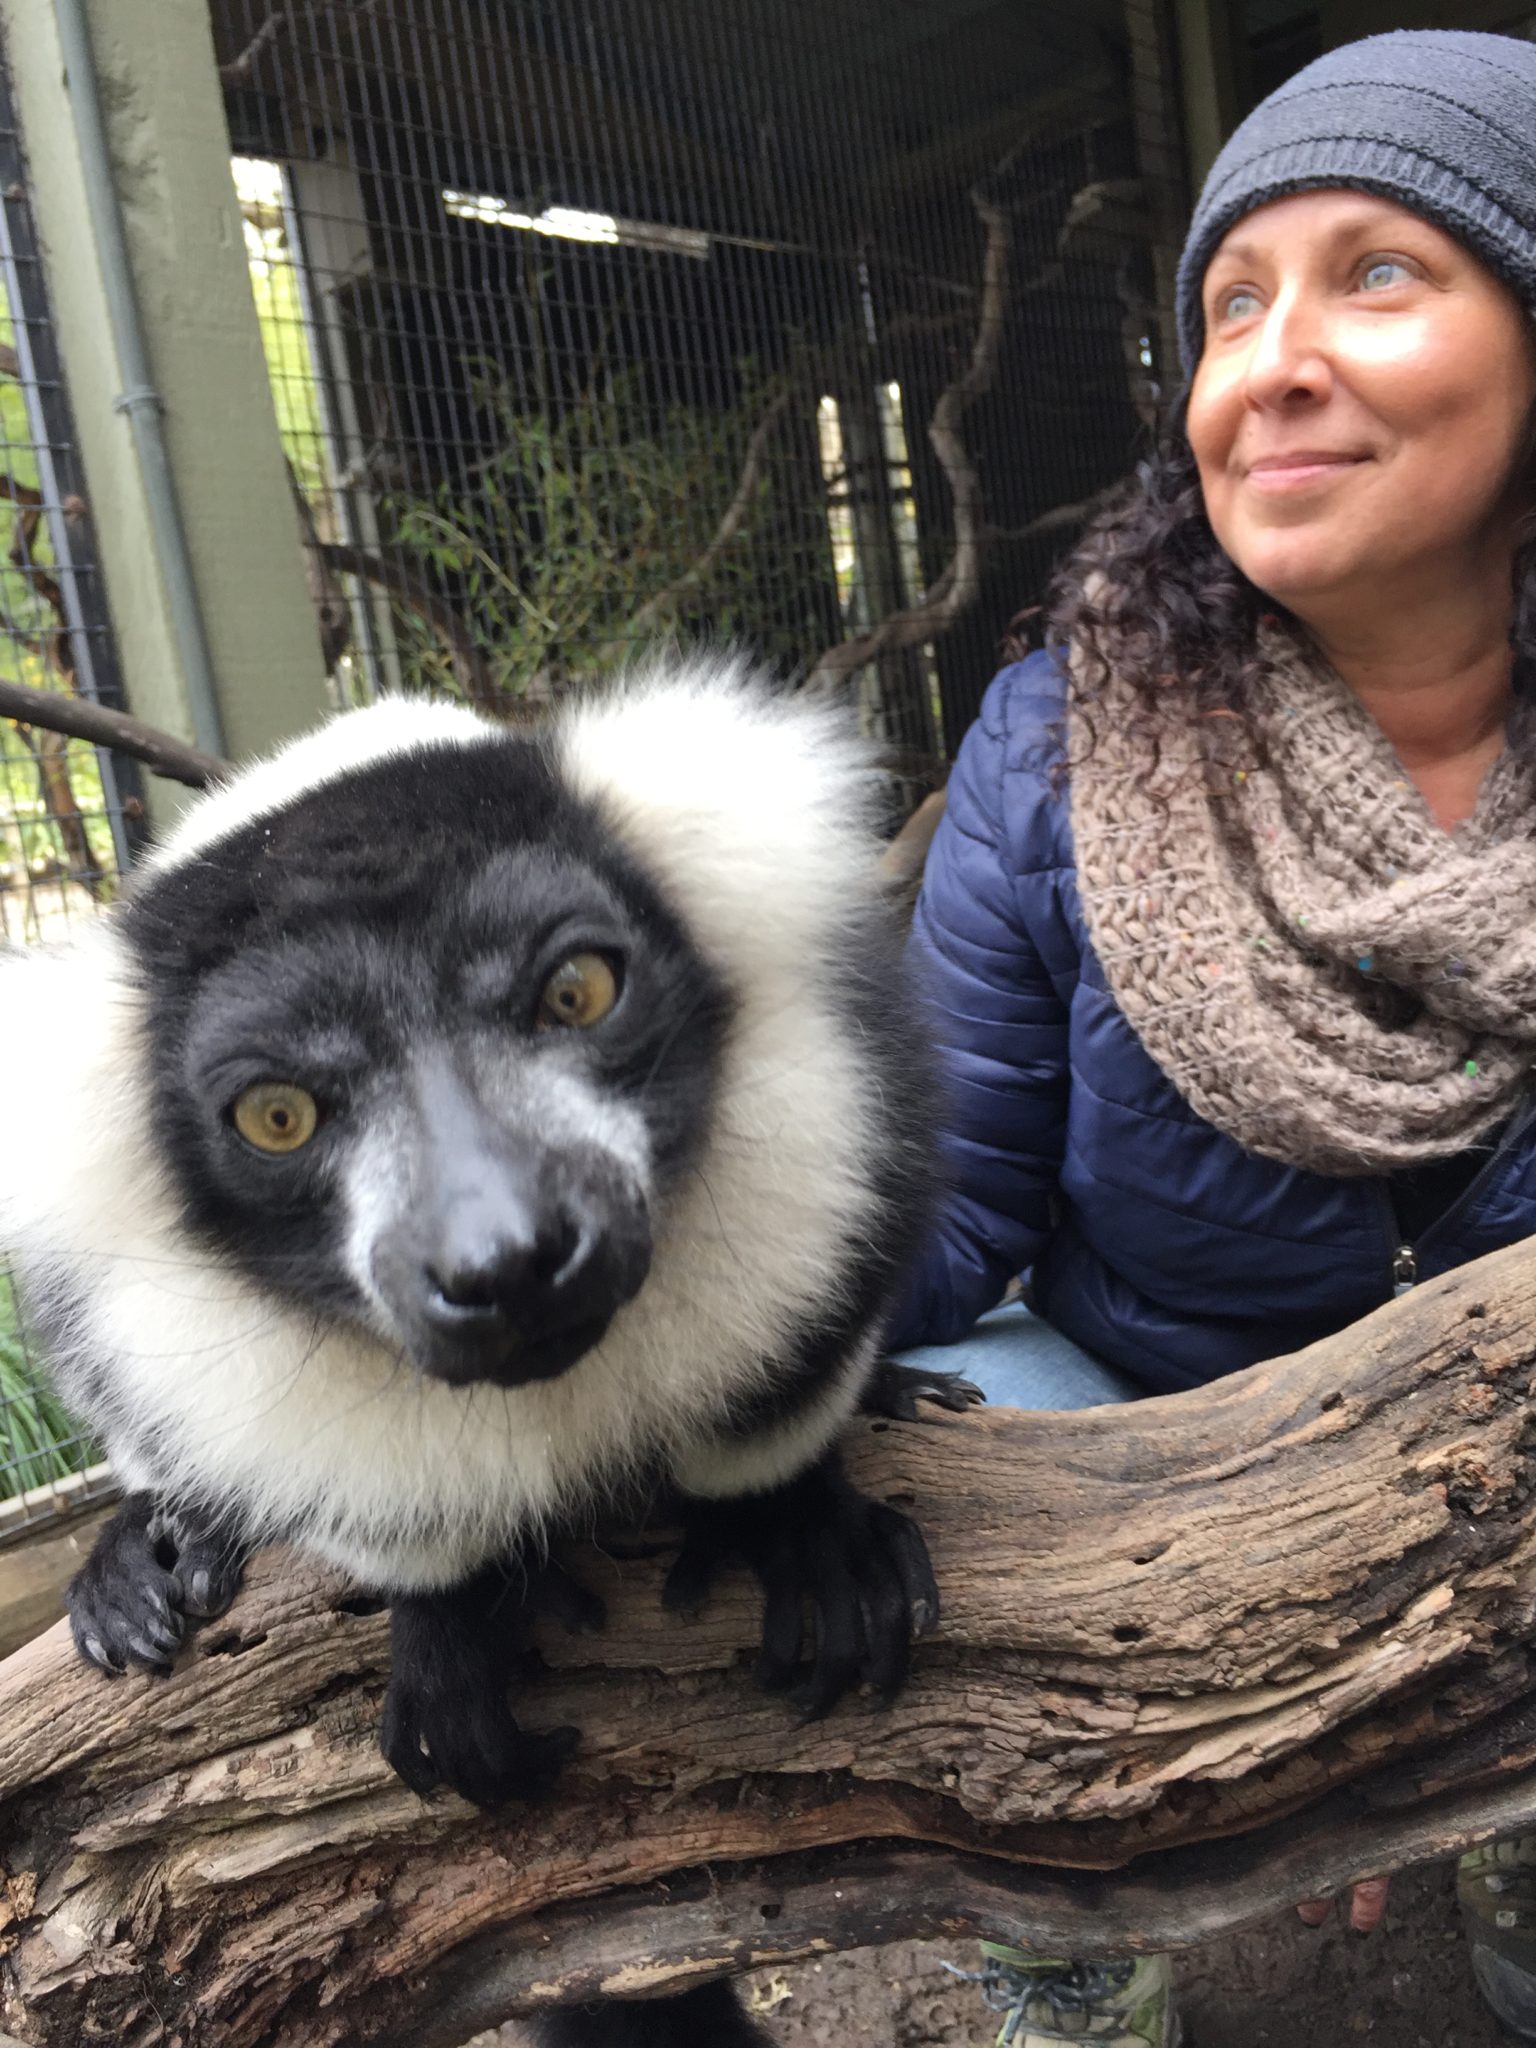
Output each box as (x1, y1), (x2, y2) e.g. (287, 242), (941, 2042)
(1068, 628), (1536, 1176)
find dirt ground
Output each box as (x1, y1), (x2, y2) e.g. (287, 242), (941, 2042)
(482, 1858), (1514, 2046)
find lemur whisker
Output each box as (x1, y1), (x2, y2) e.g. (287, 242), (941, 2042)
(1, 666), (935, 2048)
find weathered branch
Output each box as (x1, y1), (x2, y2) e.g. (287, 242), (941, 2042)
(0, 476), (68, 675)
(218, 10), (289, 86)
(0, 427), (224, 841)
(0, 477), (107, 885)
(981, 486), (1116, 550)
(597, 388), (792, 666)
(876, 786), (948, 905)
(803, 183), (1011, 698)
(30, 729), (101, 893)
(803, 177), (1147, 700)
(216, 0), (383, 85)
(0, 678), (229, 790)
(6, 1241), (1536, 2042)
(316, 541), (498, 708)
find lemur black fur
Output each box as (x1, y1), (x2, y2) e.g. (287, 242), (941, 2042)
(0, 666), (944, 2046)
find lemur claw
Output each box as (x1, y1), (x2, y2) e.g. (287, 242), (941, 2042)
(67, 1493), (247, 1678)
(380, 1669), (578, 1809)
(861, 1358), (987, 1421)
(665, 1455), (940, 1716)
(382, 1555), (601, 1809)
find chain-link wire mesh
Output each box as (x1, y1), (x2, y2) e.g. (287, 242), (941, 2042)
(1, 0), (1194, 1537)
(0, 0), (1190, 1544)
(215, 0), (1189, 783)
(0, 54), (138, 1537)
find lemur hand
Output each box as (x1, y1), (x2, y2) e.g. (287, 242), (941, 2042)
(665, 1452), (939, 1717)
(68, 1492), (246, 1677)
(861, 1357), (986, 1421)
(380, 1557), (598, 1809)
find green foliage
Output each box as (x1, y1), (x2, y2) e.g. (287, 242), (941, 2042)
(0, 279), (113, 1494)
(234, 169), (835, 708)
(0, 723), (118, 906)
(0, 303), (117, 904)
(244, 211), (328, 501)
(384, 358), (832, 705)
(0, 1268), (95, 1496)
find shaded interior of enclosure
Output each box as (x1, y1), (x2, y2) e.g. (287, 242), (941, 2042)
(0, 0), (1193, 1523)
(216, 0), (1187, 766)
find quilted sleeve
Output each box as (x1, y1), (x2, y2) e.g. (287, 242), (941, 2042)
(884, 666), (1071, 1348)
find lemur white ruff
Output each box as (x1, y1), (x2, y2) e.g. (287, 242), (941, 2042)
(0, 662), (944, 2048)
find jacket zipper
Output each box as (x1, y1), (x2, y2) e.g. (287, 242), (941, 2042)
(1379, 1091), (1536, 1297)
(1390, 1240), (1417, 1296)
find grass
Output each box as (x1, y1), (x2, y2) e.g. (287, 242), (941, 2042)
(0, 1267), (96, 1496)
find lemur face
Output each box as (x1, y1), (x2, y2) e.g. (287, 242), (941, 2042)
(121, 738), (731, 1388)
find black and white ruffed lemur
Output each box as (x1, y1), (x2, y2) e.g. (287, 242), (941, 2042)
(0, 663), (952, 2047)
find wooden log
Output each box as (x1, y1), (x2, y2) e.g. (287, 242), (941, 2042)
(4, 1238), (1536, 2045)
(0, 1505), (114, 1661)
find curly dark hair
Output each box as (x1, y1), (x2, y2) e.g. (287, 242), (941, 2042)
(1045, 390), (1536, 728)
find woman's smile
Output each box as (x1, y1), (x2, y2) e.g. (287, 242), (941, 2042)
(1241, 447), (1370, 494)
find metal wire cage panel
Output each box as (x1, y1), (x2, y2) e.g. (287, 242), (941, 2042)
(214, 0), (1188, 775)
(0, 49), (137, 1541)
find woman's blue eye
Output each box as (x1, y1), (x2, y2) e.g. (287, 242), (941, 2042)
(1361, 258), (1410, 291)
(1219, 287), (1262, 322)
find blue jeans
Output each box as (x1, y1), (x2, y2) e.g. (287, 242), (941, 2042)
(893, 1299), (1141, 1411)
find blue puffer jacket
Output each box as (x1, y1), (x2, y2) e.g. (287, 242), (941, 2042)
(888, 651), (1536, 1392)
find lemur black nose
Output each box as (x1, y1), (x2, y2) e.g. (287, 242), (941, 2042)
(423, 1208), (583, 1323)
(409, 1185), (650, 1385)
(386, 1054), (653, 1382)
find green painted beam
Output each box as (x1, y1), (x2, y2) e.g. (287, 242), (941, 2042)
(0, 0), (326, 826)
(1172, 0), (1243, 191)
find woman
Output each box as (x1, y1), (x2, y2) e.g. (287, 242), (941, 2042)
(891, 28), (1536, 2046)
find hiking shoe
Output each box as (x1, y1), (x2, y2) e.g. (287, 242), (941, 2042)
(1460, 1839), (1536, 2040)
(945, 1945), (1180, 2045)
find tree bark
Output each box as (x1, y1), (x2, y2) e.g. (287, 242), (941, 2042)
(0, 679), (229, 791)
(5, 1239), (1536, 2045)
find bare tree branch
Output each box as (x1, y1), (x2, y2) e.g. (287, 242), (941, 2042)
(0, 476), (111, 886)
(217, 3), (385, 89)
(598, 387), (792, 665)
(29, 728), (102, 893)
(803, 184), (1011, 698)
(803, 177), (1146, 700)
(980, 485), (1118, 549)
(876, 785), (947, 905)
(0, 475), (70, 679)
(0, 678), (229, 788)
(4, 531), (501, 789)
(315, 541), (499, 709)
(218, 9), (289, 85)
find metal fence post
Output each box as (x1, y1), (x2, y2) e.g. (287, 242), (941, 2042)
(0, 0), (327, 826)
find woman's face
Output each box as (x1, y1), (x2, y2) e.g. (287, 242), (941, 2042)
(1188, 190), (1536, 618)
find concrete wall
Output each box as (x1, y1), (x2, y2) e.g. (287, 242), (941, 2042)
(0, 0), (327, 825)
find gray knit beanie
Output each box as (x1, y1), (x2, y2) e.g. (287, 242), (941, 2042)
(1176, 29), (1536, 374)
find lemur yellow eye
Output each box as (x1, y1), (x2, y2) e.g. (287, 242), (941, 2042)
(232, 1083), (319, 1154)
(538, 953), (619, 1029)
